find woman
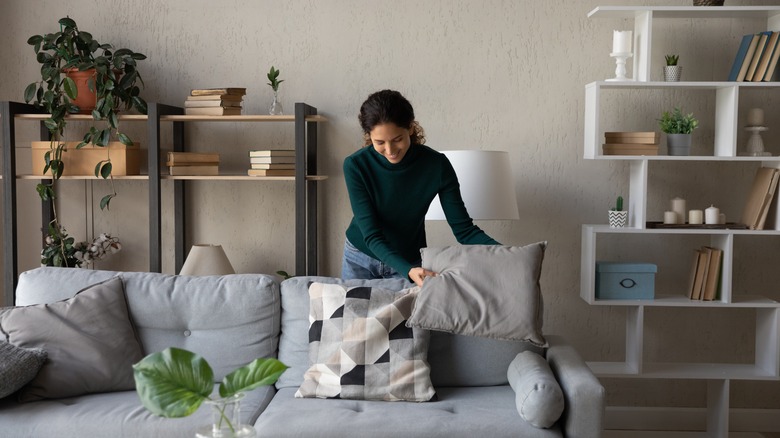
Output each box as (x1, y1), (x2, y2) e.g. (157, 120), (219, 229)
(342, 89), (499, 287)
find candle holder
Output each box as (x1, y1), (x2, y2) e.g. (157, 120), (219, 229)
(744, 126), (770, 156)
(606, 52), (633, 81)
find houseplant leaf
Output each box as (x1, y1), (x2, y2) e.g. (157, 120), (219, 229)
(218, 358), (288, 398)
(133, 347), (214, 418)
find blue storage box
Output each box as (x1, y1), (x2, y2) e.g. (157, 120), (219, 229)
(595, 262), (657, 300)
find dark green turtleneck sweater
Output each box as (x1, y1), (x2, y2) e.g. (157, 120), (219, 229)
(344, 144), (499, 278)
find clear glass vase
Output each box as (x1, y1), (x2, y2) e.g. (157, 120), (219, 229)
(269, 91), (283, 115)
(195, 393), (256, 438)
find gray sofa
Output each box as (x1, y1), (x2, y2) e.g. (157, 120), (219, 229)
(0, 267), (604, 437)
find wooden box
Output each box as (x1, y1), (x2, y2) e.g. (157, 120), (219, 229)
(31, 141), (141, 176)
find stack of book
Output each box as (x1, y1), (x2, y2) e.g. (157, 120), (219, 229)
(167, 152), (220, 176)
(740, 166), (780, 230)
(184, 88), (246, 115)
(687, 246), (723, 301)
(602, 131), (659, 156)
(247, 150), (296, 176)
(727, 31), (780, 82)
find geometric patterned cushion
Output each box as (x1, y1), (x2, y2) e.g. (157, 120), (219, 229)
(0, 341), (47, 399)
(295, 283), (435, 402)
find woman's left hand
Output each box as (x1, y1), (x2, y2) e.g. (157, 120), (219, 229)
(409, 267), (437, 287)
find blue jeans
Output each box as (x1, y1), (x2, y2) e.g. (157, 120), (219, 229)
(341, 238), (406, 281)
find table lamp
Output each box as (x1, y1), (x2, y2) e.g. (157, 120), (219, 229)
(179, 244), (235, 276)
(425, 150), (519, 220)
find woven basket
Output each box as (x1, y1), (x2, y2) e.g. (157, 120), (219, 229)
(693, 0), (724, 5)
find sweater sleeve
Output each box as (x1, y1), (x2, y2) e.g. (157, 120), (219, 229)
(343, 156), (416, 277)
(438, 156), (501, 245)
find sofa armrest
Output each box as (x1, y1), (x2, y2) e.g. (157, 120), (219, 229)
(545, 335), (605, 438)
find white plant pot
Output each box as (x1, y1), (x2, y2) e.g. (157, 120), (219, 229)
(664, 65), (682, 82)
(608, 210), (628, 228)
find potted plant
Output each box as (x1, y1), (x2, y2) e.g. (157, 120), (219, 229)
(133, 347), (287, 437)
(267, 66), (284, 115)
(24, 16), (146, 266)
(664, 54), (681, 82)
(608, 196), (628, 228)
(658, 107), (699, 156)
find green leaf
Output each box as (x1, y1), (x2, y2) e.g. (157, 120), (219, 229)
(24, 83), (37, 103)
(218, 358), (287, 398)
(63, 76), (78, 100)
(27, 35), (43, 46)
(98, 128), (110, 146)
(99, 193), (114, 210)
(59, 17), (77, 28)
(132, 96), (148, 114)
(100, 161), (112, 179)
(117, 132), (132, 146)
(133, 348), (214, 418)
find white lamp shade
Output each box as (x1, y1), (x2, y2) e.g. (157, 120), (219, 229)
(179, 244), (235, 276)
(425, 150), (519, 221)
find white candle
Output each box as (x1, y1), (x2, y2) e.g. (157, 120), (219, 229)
(663, 211), (678, 224)
(719, 213), (726, 224)
(689, 209), (703, 225)
(747, 108), (764, 126)
(671, 197), (686, 224)
(612, 30), (632, 54)
(705, 205), (720, 225)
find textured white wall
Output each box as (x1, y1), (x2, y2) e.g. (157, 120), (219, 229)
(1, 0), (779, 409)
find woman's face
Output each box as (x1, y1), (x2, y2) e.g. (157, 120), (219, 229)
(369, 122), (412, 164)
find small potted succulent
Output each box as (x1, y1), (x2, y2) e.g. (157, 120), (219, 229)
(267, 66), (284, 115)
(608, 196), (628, 228)
(663, 54), (681, 82)
(658, 107), (699, 156)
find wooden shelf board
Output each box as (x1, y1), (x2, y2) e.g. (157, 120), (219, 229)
(17, 174), (149, 180)
(588, 6), (780, 19)
(588, 361), (778, 380)
(158, 114), (327, 123)
(162, 174), (327, 181)
(17, 174), (327, 181)
(14, 113), (148, 121)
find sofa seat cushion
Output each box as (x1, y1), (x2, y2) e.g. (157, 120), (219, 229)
(0, 384), (275, 438)
(15, 268), (281, 381)
(255, 387), (562, 438)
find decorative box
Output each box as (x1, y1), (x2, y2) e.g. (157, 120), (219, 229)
(595, 262), (657, 300)
(31, 141), (141, 176)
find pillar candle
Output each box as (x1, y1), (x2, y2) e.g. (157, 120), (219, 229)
(612, 30), (632, 54)
(671, 197), (686, 224)
(719, 213), (726, 225)
(747, 108), (764, 126)
(689, 209), (703, 225)
(705, 205), (720, 225)
(663, 211), (678, 224)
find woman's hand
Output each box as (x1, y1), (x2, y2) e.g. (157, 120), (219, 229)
(409, 267), (437, 287)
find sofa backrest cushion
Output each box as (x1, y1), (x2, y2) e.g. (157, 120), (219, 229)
(15, 267), (280, 382)
(277, 276), (543, 389)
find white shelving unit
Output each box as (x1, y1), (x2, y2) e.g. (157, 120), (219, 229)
(584, 6), (780, 437)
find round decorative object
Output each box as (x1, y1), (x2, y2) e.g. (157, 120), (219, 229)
(664, 65), (682, 82)
(693, 0), (724, 5)
(608, 210), (628, 228)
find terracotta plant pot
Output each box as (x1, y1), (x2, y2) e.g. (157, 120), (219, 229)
(63, 68), (97, 114)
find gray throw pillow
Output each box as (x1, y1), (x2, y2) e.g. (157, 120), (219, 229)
(0, 276), (144, 402)
(507, 351), (564, 428)
(0, 341), (47, 399)
(407, 243), (547, 347)
(296, 282), (435, 402)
